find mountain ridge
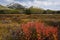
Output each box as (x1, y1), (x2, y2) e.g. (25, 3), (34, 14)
(0, 3), (60, 14)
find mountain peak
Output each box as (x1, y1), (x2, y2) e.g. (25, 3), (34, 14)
(7, 3), (25, 10)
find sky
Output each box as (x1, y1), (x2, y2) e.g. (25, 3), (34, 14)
(0, 0), (60, 10)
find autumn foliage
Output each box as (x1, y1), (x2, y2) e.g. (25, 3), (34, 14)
(20, 21), (58, 40)
(0, 21), (57, 40)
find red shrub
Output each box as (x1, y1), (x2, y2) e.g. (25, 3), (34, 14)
(21, 21), (58, 40)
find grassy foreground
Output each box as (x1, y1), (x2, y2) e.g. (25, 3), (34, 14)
(0, 14), (59, 40)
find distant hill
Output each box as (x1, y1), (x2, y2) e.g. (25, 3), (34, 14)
(7, 3), (25, 10)
(0, 3), (60, 14)
(0, 4), (22, 14)
(0, 5), (10, 10)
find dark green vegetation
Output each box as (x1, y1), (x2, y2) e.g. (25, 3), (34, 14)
(0, 3), (60, 14)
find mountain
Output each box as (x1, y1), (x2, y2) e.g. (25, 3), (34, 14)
(0, 3), (60, 14)
(0, 5), (10, 10)
(0, 4), (22, 14)
(7, 3), (25, 10)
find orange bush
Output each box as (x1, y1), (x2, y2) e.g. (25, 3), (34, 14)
(21, 21), (58, 40)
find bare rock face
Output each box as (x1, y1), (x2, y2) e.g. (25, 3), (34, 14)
(7, 3), (25, 10)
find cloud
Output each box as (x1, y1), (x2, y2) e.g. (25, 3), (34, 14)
(6, 0), (13, 2)
(17, 0), (60, 8)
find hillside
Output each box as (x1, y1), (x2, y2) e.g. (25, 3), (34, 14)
(0, 4), (23, 14)
(7, 3), (25, 10)
(0, 5), (10, 10)
(0, 3), (60, 14)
